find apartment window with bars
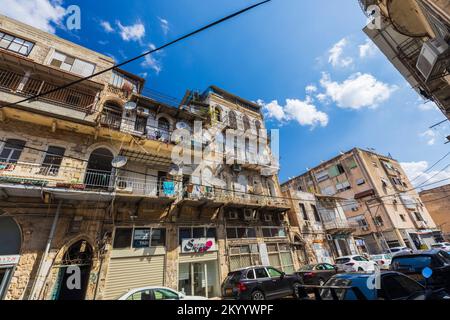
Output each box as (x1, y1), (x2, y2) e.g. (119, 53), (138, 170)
(311, 204), (321, 222)
(0, 31), (34, 56)
(267, 243), (295, 274)
(49, 50), (96, 77)
(0, 139), (26, 163)
(135, 115), (147, 133)
(40, 146), (65, 176)
(262, 227), (287, 238)
(226, 227), (257, 239)
(299, 203), (309, 221)
(229, 244), (261, 271)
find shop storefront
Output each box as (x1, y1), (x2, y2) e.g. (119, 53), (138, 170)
(102, 226), (166, 300)
(178, 227), (220, 298)
(0, 217), (21, 300)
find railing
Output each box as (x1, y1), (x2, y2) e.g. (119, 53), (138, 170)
(100, 110), (122, 130)
(322, 219), (359, 231)
(0, 162), (179, 198)
(0, 68), (97, 113)
(183, 185), (290, 208)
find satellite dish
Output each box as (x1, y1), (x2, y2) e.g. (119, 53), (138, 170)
(169, 164), (180, 175)
(176, 121), (189, 130)
(111, 156), (128, 168)
(124, 101), (137, 111)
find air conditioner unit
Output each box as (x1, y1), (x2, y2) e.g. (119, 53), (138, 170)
(232, 164), (242, 172)
(116, 180), (133, 193)
(326, 234), (333, 241)
(264, 214), (273, 222)
(416, 37), (449, 81)
(227, 210), (239, 220)
(244, 209), (256, 221)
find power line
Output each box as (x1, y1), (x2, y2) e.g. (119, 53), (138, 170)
(0, 0), (272, 110)
(410, 151), (450, 183)
(415, 163), (450, 189)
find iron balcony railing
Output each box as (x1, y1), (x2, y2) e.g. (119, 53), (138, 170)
(0, 68), (97, 113)
(0, 161), (179, 197)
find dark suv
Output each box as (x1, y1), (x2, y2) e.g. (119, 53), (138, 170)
(221, 266), (303, 300)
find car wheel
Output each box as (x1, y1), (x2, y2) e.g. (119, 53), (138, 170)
(292, 282), (303, 300)
(319, 278), (325, 286)
(251, 290), (265, 301)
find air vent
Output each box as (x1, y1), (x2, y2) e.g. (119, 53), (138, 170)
(416, 37), (449, 81)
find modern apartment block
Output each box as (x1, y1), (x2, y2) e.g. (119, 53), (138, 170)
(281, 186), (360, 264)
(282, 148), (442, 255)
(419, 184), (450, 240)
(0, 15), (293, 300)
(359, 0), (450, 120)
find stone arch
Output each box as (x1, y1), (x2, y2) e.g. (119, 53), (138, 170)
(0, 216), (22, 256)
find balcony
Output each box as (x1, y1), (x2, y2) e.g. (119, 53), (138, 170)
(0, 161), (179, 201)
(322, 219), (358, 235)
(0, 68), (98, 114)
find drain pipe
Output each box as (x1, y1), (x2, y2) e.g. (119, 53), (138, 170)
(29, 199), (63, 300)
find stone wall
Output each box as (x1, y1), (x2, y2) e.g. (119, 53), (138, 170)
(420, 184), (450, 239)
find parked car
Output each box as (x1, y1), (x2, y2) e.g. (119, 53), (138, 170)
(390, 249), (450, 292)
(296, 263), (339, 286)
(117, 286), (208, 300)
(387, 246), (413, 256)
(221, 266), (303, 300)
(335, 255), (378, 272)
(431, 242), (450, 252)
(371, 254), (392, 270)
(315, 271), (450, 300)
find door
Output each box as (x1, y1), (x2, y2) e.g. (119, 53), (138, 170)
(0, 267), (12, 299)
(192, 263), (207, 297)
(265, 267), (290, 298)
(254, 267), (272, 298)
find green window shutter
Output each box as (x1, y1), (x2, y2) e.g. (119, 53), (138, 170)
(328, 165), (339, 178)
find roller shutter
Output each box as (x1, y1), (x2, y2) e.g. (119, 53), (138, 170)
(102, 255), (165, 300)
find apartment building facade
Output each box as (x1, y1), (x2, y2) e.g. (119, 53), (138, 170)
(419, 184), (450, 240)
(281, 186), (360, 265)
(359, 0), (450, 120)
(0, 15), (293, 300)
(281, 148), (441, 255)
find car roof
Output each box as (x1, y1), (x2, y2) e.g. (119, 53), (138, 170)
(230, 265), (267, 272)
(392, 249), (444, 258)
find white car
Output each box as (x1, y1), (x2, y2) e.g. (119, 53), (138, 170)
(431, 242), (450, 252)
(335, 255), (378, 272)
(386, 246), (413, 256)
(370, 254), (392, 270)
(117, 286), (208, 300)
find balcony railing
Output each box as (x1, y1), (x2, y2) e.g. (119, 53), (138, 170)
(322, 219), (359, 231)
(0, 162), (179, 198)
(0, 68), (97, 113)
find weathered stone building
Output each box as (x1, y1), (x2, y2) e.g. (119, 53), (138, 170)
(419, 184), (450, 241)
(0, 14), (293, 300)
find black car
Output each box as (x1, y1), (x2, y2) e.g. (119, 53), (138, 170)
(390, 249), (450, 292)
(296, 263), (339, 286)
(221, 266), (303, 300)
(313, 271), (449, 300)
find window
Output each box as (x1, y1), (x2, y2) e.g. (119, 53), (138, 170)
(299, 203), (309, 221)
(110, 70), (138, 93)
(0, 139), (26, 163)
(254, 268), (269, 279)
(243, 115), (251, 131)
(49, 51), (95, 77)
(329, 164), (345, 177)
(414, 212), (424, 222)
(41, 146), (65, 175)
(135, 115), (147, 133)
(179, 227), (216, 245)
(113, 227), (166, 249)
(373, 216), (384, 226)
(400, 214), (406, 222)
(381, 275), (424, 300)
(323, 263), (336, 270)
(228, 111), (237, 129)
(267, 267), (283, 277)
(346, 157), (358, 169)
(213, 107), (221, 122)
(336, 181), (351, 193)
(311, 205), (321, 222)
(0, 32), (34, 56)
(127, 289), (153, 301)
(315, 170), (329, 182)
(356, 178), (365, 185)
(153, 288), (179, 300)
(246, 269), (255, 279)
(262, 228), (286, 238)
(229, 245), (261, 271)
(226, 228), (256, 239)
(267, 243), (295, 274)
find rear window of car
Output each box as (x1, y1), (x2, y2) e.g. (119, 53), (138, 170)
(299, 264), (315, 271)
(391, 256), (432, 272)
(335, 258), (350, 264)
(225, 271), (242, 283)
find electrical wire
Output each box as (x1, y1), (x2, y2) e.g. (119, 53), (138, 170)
(0, 0), (272, 109)
(409, 151), (450, 183)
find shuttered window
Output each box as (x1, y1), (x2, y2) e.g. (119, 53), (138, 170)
(50, 50), (96, 77)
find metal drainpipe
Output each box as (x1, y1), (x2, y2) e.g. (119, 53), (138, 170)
(29, 199), (63, 300)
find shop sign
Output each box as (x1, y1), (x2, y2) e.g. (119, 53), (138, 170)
(0, 255), (20, 266)
(181, 238), (216, 253)
(133, 229), (151, 248)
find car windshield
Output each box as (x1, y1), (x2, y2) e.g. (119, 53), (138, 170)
(371, 255), (383, 260)
(391, 256), (432, 272)
(299, 265), (315, 271)
(335, 258), (350, 264)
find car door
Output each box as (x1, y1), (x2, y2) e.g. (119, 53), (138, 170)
(254, 268), (273, 298)
(322, 263), (338, 281)
(266, 267), (290, 298)
(125, 289), (154, 300)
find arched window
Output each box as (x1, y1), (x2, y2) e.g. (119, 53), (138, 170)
(0, 217), (21, 299)
(255, 120), (262, 154)
(213, 107), (221, 122)
(84, 148), (114, 189)
(100, 102), (122, 130)
(228, 111), (237, 130)
(243, 116), (251, 131)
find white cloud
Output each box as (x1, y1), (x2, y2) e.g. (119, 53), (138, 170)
(261, 99), (329, 128)
(117, 21), (145, 41)
(319, 72), (398, 109)
(401, 161), (450, 189)
(305, 85), (317, 94)
(328, 38), (353, 68)
(158, 17), (169, 35)
(359, 39), (377, 58)
(418, 101), (438, 111)
(420, 129), (437, 145)
(141, 44), (162, 74)
(1, 0), (66, 33)
(100, 20), (114, 33)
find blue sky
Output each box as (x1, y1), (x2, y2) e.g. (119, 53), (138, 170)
(2, 0), (449, 188)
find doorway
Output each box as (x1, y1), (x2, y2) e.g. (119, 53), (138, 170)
(0, 217), (21, 300)
(178, 261), (219, 298)
(84, 148), (114, 189)
(51, 240), (93, 300)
